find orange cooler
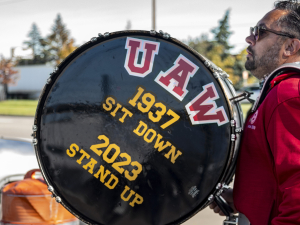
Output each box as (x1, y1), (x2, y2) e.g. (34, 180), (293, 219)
(1, 169), (78, 225)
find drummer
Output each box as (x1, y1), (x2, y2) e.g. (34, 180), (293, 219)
(210, 0), (300, 224)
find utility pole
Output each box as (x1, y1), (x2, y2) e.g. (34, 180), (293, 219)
(152, 0), (156, 30)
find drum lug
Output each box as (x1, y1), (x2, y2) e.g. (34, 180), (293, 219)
(216, 183), (222, 190)
(53, 66), (59, 73)
(150, 30), (156, 36)
(55, 196), (62, 203)
(215, 183), (231, 197)
(159, 30), (171, 39)
(48, 185), (54, 193)
(163, 33), (170, 39)
(32, 125), (38, 132)
(98, 33), (104, 38)
(104, 32), (110, 38)
(235, 127), (242, 133)
(213, 72), (221, 79)
(231, 134), (236, 141)
(90, 37), (98, 42)
(208, 194), (214, 201)
(32, 138), (38, 145)
(230, 120), (236, 127)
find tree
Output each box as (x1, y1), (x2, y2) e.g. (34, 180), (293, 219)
(211, 9), (233, 59)
(187, 9), (244, 88)
(23, 23), (42, 58)
(0, 56), (19, 100)
(186, 34), (211, 57)
(47, 14), (77, 65)
(18, 23), (53, 65)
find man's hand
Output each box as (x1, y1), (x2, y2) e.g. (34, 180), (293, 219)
(209, 188), (238, 216)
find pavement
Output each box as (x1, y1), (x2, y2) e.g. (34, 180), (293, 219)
(0, 115), (225, 225)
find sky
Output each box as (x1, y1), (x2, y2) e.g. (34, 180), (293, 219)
(0, 0), (278, 58)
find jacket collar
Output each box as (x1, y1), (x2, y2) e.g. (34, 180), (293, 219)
(251, 62), (300, 112)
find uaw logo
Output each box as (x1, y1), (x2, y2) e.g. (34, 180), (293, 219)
(248, 110), (258, 130)
(124, 37), (229, 126)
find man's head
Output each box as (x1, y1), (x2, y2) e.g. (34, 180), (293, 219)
(245, 0), (300, 79)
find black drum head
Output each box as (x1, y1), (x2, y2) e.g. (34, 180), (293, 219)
(35, 31), (233, 225)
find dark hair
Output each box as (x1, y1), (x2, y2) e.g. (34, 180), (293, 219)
(274, 0), (300, 39)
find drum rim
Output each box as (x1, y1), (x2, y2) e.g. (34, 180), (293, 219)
(32, 30), (242, 225)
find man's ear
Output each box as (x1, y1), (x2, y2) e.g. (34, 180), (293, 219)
(283, 39), (300, 56)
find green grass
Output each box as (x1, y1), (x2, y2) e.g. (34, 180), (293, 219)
(0, 100), (38, 116)
(0, 100), (253, 119)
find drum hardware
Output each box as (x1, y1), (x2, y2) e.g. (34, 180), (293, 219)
(93, 32), (109, 42)
(213, 183), (238, 225)
(90, 37), (98, 42)
(230, 91), (255, 104)
(47, 185), (57, 199)
(231, 134), (236, 141)
(235, 128), (242, 134)
(230, 120), (236, 127)
(208, 194), (214, 201)
(158, 30), (170, 39)
(214, 195), (238, 225)
(215, 183), (230, 197)
(163, 33), (170, 39)
(46, 77), (52, 84)
(150, 30), (156, 36)
(53, 66), (59, 73)
(47, 185), (54, 193)
(103, 32), (110, 37)
(56, 196), (62, 203)
(32, 138), (38, 145)
(32, 125), (38, 132)
(223, 216), (238, 225)
(207, 183), (230, 202)
(213, 72), (221, 79)
(32, 125), (37, 138)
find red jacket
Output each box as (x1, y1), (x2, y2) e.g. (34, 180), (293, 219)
(233, 73), (300, 225)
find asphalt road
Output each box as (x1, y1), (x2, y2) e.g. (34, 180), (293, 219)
(0, 115), (225, 225)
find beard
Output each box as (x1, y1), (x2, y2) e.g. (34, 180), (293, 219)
(245, 43), (282, 79)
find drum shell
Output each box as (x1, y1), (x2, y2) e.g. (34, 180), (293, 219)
(33, 30), (243, 225)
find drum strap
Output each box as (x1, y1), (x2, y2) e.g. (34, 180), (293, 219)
(251, 62), (300, 112)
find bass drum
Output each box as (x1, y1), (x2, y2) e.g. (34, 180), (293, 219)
(33, 30), (243, 225)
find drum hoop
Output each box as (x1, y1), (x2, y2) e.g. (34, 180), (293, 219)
(32, 30), (243, 225)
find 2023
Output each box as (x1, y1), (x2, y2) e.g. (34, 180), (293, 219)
(90, 135), (142, 181)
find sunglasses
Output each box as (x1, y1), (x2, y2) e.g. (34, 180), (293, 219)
(250, 26), (296, 41)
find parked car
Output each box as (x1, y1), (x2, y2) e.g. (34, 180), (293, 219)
(236, 83), (261, 104)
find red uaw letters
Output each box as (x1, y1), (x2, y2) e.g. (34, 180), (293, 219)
(185, 83), (229, 126)
(154, 54), (199, 101)
(124, 37), (160, 77)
